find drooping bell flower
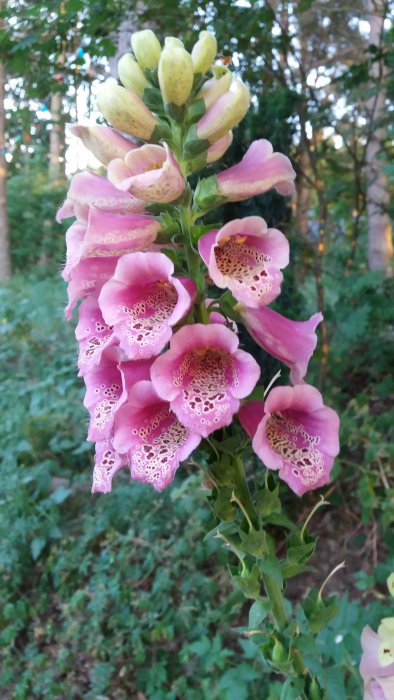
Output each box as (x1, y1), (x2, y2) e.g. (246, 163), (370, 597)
(150, 323), (260, 438)
(83, 355), (152, 441)
(360, 622), (394, 700)
(75, 296), (117, 375)
(239, 384), (340, 496)
(113, 380), (201, 491)
(238, 305), (323, 385)
(68, 125), (136, 166)
(65, 257), (118, 320)
(63, 207), (160, 279)
(57, 171), (145, 223)
(98, 251), (197, 360)
(198, 216), (289, 307)
(107, 143), (185, 204)
(92, 437), (128, 494)
(194, 139), (296, 211)
(194, 78), (250, 146)
(207, 132), (233, 164)
(96, 78), (160, 141)
(196, 67), (232, 109)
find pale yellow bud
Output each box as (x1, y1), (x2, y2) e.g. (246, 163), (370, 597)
(191, 31), (217, 74)
(197, 68), (232, 109)
(165, 37), (184, 49)
(118, 54), (150, 96)
(158, 47), (194, 107)
(131, 29), (161, 70)
(96, 78), (158, 141)
(197, 78), (250, 143)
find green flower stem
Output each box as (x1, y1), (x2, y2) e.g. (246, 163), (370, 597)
(231, 456), (289, 630)
(179, 203), (208, 322)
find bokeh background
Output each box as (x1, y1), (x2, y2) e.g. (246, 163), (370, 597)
(0, 1), (393, 698)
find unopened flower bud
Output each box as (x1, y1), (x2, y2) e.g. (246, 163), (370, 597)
(165, 37), (184, 49)
(206, 131), (233, 164)
(131, 29), (161, 70)
(197, 78), (250, 143)
(271, 639), (287, 664)
(191, 31), (217, 74)
(158, 47), (194, 107)
(118, 53), (150, 96)
(96, 78), (159, 141)
(197, 68), (232, 109)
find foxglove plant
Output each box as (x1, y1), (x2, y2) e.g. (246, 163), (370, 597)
(60, 28), (345, 697)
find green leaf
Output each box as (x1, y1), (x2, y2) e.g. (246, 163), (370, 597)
(49, 486), (72, 505)
(239, 529), (268, 558)
(280, 678), (305, 700)
(256, 484), (281, 517)
(233, 564), (261, 599)
(212, 486), (237, 521)
(259, 556), (283, 587)
(31, 536), (46, 561)
(248, 599), (271, 628)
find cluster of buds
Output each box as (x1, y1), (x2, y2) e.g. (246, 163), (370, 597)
(59, 28), (339, 496)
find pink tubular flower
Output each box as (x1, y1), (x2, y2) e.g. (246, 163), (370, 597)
(360, 624), (394, 700)
(65, 257), (118, 320)
(75, 296), (117, 375)
(83, 356), (153, 441)
(198, 216), (289, 307)
(239, 384), (340, 496)
(57, 171), (145, 223)
(68, 124), (136, 165)
(217, 139), (296, 201)
(113, 381), (201, 491)
(63, 207), (160, 279)
(92, 437), (127, 494)
(150, 323), (260, 438)
(238, 305), (323, 385)
(98, 252), (197, 360)
(207, 132), (233, 164)
(107, 143), (185, 203)
(196, 79), (250, 144)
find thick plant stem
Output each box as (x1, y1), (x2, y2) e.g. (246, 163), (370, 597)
(232, 456), (288, 629)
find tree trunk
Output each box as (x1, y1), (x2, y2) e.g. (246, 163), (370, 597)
(0, 60), (11, 281)
(365, 0), (393, 275)
(295, 143), (311, 240)
(48, 91), (64, 183)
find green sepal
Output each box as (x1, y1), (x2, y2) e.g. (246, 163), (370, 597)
(256, 483), (281, 518)
(183, 124), (210, 156)
(302, 588), (339, 633)
(212, 486), (237, 521)
(185, 151), (208, 175)
(165, 102), (187, 122)
(209, 454), (235, 487)
(218, 290), (243, 324)
(143, 67), (159, 87)
(233, 563), (261, 599)
(186, 98), (206, 125)
(142, 86), (165, 113)
(239, 529), (268, 558)
(193, 174), (227, 210)
(157, 212), (181, 239)
(151, 120), (172, 143)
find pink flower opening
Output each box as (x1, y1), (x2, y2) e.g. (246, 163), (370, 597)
(113, 381), (201, 491)
(150, 323), (260, 438)
(239, 384), (340, 496)
(198, 216), (289, 308)
(76, 296), (117, 375)
(92, 437), (128, 494)
(57, 171), (145, 222)
(63, 208), (160, 281)
(65, 257), (118, 320)
(98, 252), (197, 360)
(107, 143), (185, 203)
(217, 139), (296, 202)
(239, 305), (323, 385)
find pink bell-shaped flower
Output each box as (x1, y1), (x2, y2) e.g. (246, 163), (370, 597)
(198, 216), (289, 308)
(239, 384), (340, 496)
(68, 124), (136, 165)
(98, 252), (197, 360)
(65, 257), (118, 320)
(238, 305), (323, 385)
(150, 323), (260, 438)
(57, 171), (145, 222)
(107, 143), (185, 204)
(113, 381), (201, 491)
(92, 437), (127, 494)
